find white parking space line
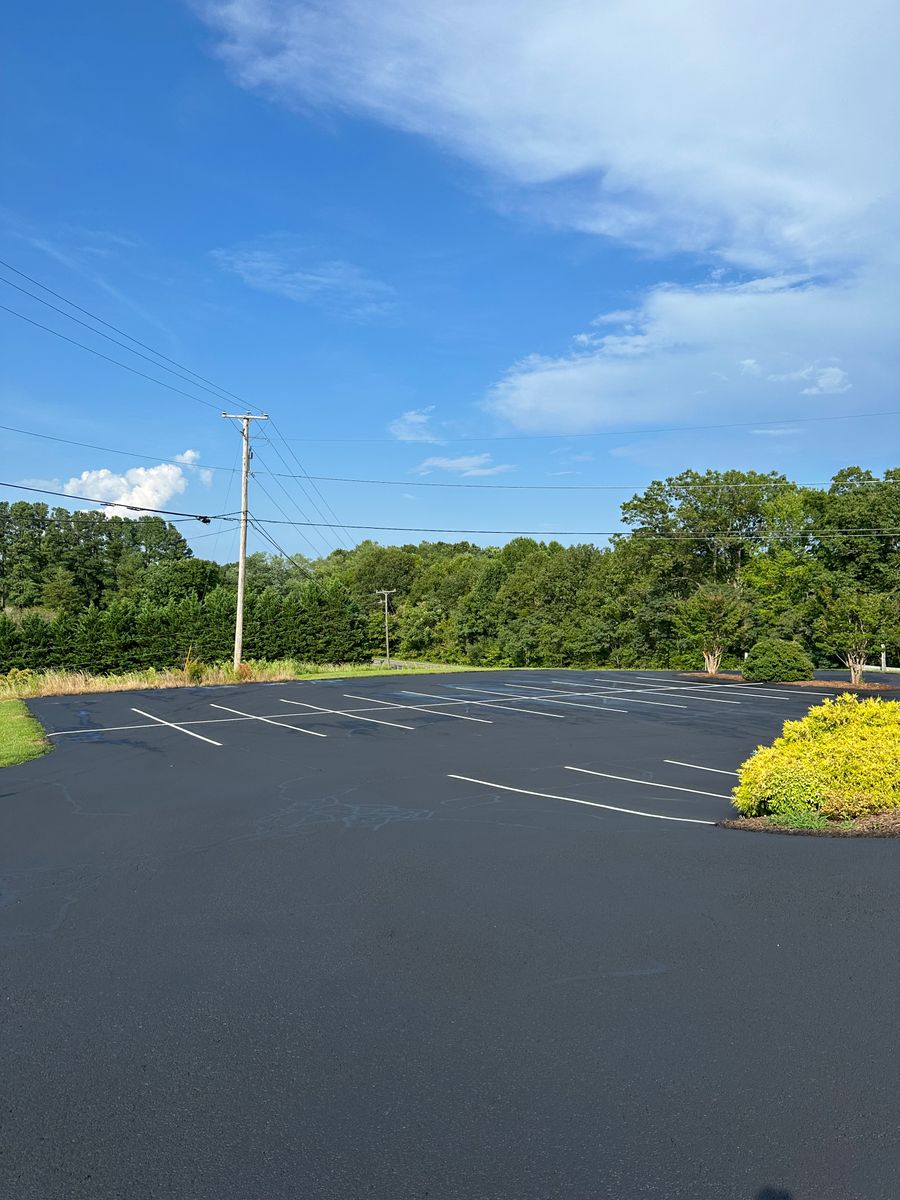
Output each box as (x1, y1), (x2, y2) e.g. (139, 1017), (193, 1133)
(567, 681), (739, 706)
(131, 707), (223, 747)
(447, 774), (715, 825)
(210, 702), (327, 736)
(280, 698), (416, 730)
(595, 674), (832, 698)
(564, 765), (733, 800)
(506, 682), (684, 710)
(452, 683), (628, 714)
(664, 759), (740, 777)
(400, 689), (565, 718)
(342, 694), (493, 723)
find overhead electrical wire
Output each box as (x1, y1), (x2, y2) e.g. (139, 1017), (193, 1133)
(0, 275), (249, 406)
(0, 303), (226, 412)
(248, 515), (315, 576)
(0, 259), (352, 539)
(4, 422), (898, 493)
(272, 408), (900, 444)
(0, 257), (247, 404)
(0, 479), (219, 521)
(249, 470), (330, 558)
(4, 480), (899, 543)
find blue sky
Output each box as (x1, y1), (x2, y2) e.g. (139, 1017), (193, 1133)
(2, 0), (899, 561)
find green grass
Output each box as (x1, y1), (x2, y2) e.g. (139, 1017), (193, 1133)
(0, 699), (50, 767)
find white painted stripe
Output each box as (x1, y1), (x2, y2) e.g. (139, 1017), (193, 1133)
(447, 774), (715, 826)
(131, 707), (223, 746)
(400, 689), (565, 718)
(342, 694), (493, 723)
(210, 702), (327, 737)
(564, 765), (733, 800)
(279, 698), (415, 730)
(595, 674), (832, 698)
(563, 680), (740, 706)
(494, 681), (681, 705)
(451, 683), (628, 714)
(664, 759), (740, 777)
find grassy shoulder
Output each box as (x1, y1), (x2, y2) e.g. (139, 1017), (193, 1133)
(0, 699), (51, 767)
(0, 658), (497, 700)
(724, 694), (900, 836)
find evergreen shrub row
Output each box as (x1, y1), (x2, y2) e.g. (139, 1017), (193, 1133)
(0, 583), (368, 674)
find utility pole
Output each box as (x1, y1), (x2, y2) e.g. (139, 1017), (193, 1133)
(222, 412), (268, 670)
(374, 588), (396, 668)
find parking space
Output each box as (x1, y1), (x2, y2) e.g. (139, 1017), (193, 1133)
(4, 669), (900, 1199)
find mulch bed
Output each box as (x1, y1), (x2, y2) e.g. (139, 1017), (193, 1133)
(720, 812), (900, 837)
(679, 673), (892, 691)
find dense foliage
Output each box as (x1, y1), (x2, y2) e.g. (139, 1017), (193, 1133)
(742, 638), (815, 683)
(733, 695), (900, 820)
(2, 464), (899, 674)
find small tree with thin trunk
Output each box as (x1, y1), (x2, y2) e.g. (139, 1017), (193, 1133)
(815, 593), (899, 686)
(674, 584), (750, 675)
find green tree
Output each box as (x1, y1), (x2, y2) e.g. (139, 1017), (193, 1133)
(815, 592), (900, 686)
(674, 584), (751, 675)
(41, 566), (82, 615)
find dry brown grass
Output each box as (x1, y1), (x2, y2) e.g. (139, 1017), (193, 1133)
(0, 659), (482, 700)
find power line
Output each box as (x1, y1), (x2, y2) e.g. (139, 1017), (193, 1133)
(273, 407), (900, 444)
(6, 422), (900, 493)
(248, 515), (315, 576)
(4, 479), (898, 542)
(245, 513), (900, 540)
(250, 471), (327, 558)
(259, 471), (900, 493)
(0, 302), (224, 412)
(0, 275), (244, 405)
(0, 423), (234, 472)
(0, 479), (221, 521)
(251, 441), (348, 553)
(266, 416), (353, 549)
(0, 257), (249, 405)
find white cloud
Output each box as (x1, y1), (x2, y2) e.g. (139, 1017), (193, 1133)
(414, 453), (513, 477)
(63, 464), (189, 516)
(175, 448), (214, 486)
(484, 273), (890, 432)
(388, 406), (440, 442)
(198, 1), (900, 433)
(801, 367), (852, 395)
(211, 236), (396, 318)
(199, 0), (899, 271)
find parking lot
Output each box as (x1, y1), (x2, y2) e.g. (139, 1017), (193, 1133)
(3, 669), (899, 1198)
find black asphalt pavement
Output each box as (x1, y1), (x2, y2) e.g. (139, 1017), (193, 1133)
(2, 669), (899, 1199)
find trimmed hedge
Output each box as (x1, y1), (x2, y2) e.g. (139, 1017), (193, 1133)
(733, 694), (900, 820)
(742, 638), (814, 683)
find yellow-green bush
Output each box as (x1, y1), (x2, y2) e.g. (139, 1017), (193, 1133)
(733, 694), (900, 820)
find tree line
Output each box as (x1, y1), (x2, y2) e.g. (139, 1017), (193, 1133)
(1, 464), (899, 676)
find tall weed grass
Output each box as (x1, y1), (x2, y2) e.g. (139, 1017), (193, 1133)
(0, 658), (478, 700)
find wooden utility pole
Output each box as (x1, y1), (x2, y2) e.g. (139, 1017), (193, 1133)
(222, 412), (268, 670)
(374, 588), (396, 668)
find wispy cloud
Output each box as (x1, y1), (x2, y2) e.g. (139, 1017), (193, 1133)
(388, 406), (440, 443)
(484, 276), (882, 432)
(198, 1), (900, 436)
(414, 453), (514, 477)
(211, 236), (396, 319)
(767, 364), (852, 394)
